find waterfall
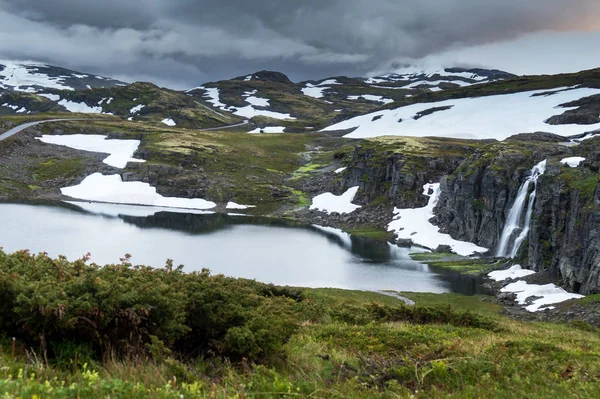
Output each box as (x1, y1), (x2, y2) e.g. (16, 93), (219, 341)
(496, 160), (547, 258)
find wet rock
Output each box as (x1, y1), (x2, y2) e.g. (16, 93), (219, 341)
(396, 238), (414, 247)
(434, 245), (454, 253)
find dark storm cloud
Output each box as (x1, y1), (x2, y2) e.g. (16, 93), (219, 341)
(0, 0), (599, 88)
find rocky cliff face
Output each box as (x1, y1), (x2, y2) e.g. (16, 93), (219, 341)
(528, 154), (600, 294)
(434, 136), (600, 294)
(342, 138), (480, 208)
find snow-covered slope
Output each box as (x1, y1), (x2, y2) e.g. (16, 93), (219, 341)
(363, 67), (515, 92)
(322, 86), (600, 140)
(0, 60), (126, 92)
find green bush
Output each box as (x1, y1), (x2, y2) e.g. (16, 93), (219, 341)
(0, 250), (301, 363)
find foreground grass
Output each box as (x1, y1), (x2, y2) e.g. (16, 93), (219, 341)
(1, 285), (599, 397)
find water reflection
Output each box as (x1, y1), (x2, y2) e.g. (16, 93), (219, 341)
(0, 201), (486, 295)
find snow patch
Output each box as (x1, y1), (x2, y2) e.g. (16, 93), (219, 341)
(248, 126), (286, 134)
(310, 187), (361, 215)
(161, 118), (176, 127)
(36, 134), (145, 168)
(387, 183), (488, 256)
(38, 93), (60, 101)
(130, 104), (145, 114)
(334, 167), (347, 174)
(560, 157), (586, 167)
(347, 94), (394, 104)
(57, 99), (102, 114)
(226, 201), (256, 210)
(62, 173), (217, 210)
(200, 86), (295, 120)
(488, 265), (536, 282)
(244, 95), (270, 107)
(301, 80), (340, 99)
(501, 280), (584, 312)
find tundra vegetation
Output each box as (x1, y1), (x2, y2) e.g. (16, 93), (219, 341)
(0, 250), (599, 398)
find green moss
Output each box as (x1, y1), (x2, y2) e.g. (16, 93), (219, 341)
(28, 158), (85, 181)
(291, 162), (324, 179)
(289, 188), (310, 207)
(346, 228), (394, 241)
(410, 253), (501, 275)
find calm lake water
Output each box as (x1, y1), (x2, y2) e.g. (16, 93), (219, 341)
(0, 202), (485, 295)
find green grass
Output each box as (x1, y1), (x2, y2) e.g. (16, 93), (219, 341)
(28, 158), (85, 181)
(347, 227), (394, 241)
(0, 247), (599, 398)
(1, 286), (599, 398)
(410, 252), (503, 275)
(291, 162), (324, 179)
(409, 252), (464, 262)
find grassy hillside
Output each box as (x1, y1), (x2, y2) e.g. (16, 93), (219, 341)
(0, 249), (599, 398)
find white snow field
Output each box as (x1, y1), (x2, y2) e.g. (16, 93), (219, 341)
(347, 94), (394, 104)
(38, 93), (114, 114)
(387, 183), (488, 256)
(161, 118), (176, 126)
(36, 134), (145, 168)
(301, 79), (341, 99)
(500, 280), (584, 312)
(248, 126), (286, 133)
(561, 157), (586, 167)
(58, 99), (102, 113)
(488, 264), (536, 282)
(198, 87), (296, 120)
(322, 87), (600, 140)
(0, 60), (75, 92)
(334, 167), (347, 174)
(62, 173), (217, 210)
(226, 202), (256, 210)
(310, 186), (361, 214)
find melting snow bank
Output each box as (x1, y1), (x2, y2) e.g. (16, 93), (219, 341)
(561, 157), (586, 167)
(161, 118), (176, 126)
(387, 183), (488, 256)
(501, 281), (584, 312)
(226, 202), (256, 210)
(199, 86), (296, 120)
(347, 94), (394, 104)
(488, 265), (584, 312)
(36, 134), (145, 168)
(62, 173), (217, 210)
(322, 87), (600, 140)
(488, 265), (536, 282)
(334, 167), (347, 174)
(310, 187), (361, 214)
(248, 126), (285, 134)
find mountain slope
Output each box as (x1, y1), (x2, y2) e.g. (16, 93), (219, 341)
(322, 68), (600, 140)
(0, 60), (126, 92)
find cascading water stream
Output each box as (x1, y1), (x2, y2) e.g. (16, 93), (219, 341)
(496, 160), (547, 258)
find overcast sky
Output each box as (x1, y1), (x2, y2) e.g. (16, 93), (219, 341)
(1, 0), (599, 89)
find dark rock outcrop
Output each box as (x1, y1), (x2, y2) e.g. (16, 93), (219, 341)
(434, 139), (600, 294)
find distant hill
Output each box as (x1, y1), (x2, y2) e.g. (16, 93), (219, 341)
(1, 60), (600, 136)
(0, 60), (127, 92)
